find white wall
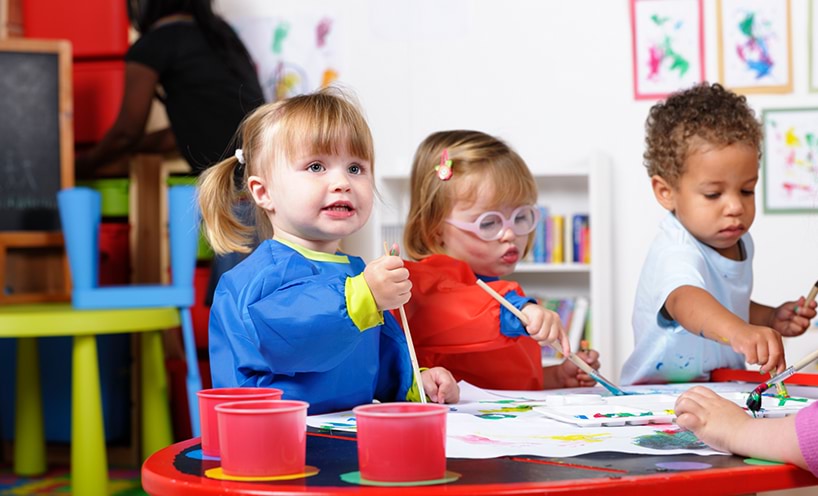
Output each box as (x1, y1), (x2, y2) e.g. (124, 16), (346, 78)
(217, 0), (818, 381)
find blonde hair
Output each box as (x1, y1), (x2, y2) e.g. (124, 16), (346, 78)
(403, 130), (537, 261)
(198, 87), (375, 254)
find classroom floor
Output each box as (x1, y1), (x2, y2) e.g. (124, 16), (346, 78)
(0, 465), (146, 495)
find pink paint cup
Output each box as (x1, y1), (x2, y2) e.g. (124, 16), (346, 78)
(353, 403), (448, 482)
(215, 400), (309, 477)
(197, 387), (283, 457)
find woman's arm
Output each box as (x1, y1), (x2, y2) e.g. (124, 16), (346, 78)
(75, 62), (159, 177)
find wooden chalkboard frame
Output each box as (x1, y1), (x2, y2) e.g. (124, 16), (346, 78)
(0, 38), (73, 303)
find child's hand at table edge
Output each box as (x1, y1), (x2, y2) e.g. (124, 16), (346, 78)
(674, 386), (750, 454)
(363, 254), (411, 311)
(553, 349), (600, 388)
(421, 367), (460, 404)
(769, 297), (817, 337)
(521, 303), (570, 356)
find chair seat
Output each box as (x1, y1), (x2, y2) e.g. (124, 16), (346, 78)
(0, 303), (180, 337)
(72, 286), (194, 310)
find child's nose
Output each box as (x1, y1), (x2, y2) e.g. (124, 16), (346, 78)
(329, 171), (351, 192)
(724, 195), (744, 215)
(498, 226), (516, 241)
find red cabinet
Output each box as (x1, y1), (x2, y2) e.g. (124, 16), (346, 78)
(22, 0), (129, 58)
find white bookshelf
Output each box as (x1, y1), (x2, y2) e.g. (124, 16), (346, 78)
(364, 152), (614, 380)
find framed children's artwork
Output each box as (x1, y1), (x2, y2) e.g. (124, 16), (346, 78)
(717, 0), (792, 94)
(810, 0), (818, 92)
(630, 0), (704, 100)
(762, 108), (818, 213)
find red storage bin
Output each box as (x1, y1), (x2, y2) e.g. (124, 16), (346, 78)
(99, 222), (130, 286)
(22, 0), (129, 58)
(192, 265), (211, 349)
(73, 60), (124, 144)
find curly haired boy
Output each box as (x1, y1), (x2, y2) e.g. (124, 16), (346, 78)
(621, 83), (816, 385)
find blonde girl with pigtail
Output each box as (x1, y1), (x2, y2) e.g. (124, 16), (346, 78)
(198, 88), (459, 414)
(398, 130), (601, 390)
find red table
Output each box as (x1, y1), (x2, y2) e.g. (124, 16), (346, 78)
(143, 430), (818, 495)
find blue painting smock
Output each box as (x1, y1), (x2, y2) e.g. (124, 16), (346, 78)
(621, 213), (750, 385)
(209, 239), (415, 414)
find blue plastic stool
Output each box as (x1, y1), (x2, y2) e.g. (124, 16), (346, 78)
(58, 185), (202, 436)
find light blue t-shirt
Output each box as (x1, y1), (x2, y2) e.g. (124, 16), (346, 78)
(621, 213), (750, 385)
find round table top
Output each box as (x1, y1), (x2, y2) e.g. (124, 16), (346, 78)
(0, 303), (180, 337)
(141, 432), (818, 496)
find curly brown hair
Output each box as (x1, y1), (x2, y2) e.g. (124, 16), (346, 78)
(643, 82), (762, 186)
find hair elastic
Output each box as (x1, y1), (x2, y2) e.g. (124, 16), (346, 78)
(435, 148), (453, 181)
(234, 148), (246, 165)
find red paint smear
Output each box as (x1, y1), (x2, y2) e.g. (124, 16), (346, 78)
(510, 456), (628, 474)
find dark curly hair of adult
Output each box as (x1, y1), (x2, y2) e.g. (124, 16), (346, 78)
(643, 82), (762, 186)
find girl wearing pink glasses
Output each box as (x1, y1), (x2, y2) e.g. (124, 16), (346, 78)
(397, 130), (601, 390)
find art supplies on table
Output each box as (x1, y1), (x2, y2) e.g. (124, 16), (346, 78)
(747, 346), (818, 412)
(533, 390), (813, 427)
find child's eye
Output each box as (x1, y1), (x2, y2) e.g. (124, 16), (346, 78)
(741, 190), (755, 196)
(480, 219), (500, 230)
(307, 162), (325, 172)
(348, 163), (363, 175)
(704, 192), (720, 199)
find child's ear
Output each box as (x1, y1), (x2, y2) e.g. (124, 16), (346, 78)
(651, 175), (675, 212)
(248, 175), (275, 211)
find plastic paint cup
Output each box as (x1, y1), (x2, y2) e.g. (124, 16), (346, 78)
(353, 403), (449, 482)
(215, 400), (309, 477)
(197, 387), (283, 457)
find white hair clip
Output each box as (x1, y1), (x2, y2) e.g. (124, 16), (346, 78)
(234, 148), (246, 165)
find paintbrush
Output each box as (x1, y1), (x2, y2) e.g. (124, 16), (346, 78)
(746, 347), (818, 412)
(384, 242), (427, 404)
(773, 279), (818, 399)
(474, 279), (627, 396)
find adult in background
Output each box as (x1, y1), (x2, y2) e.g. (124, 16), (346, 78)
(76, 0), (265, 304)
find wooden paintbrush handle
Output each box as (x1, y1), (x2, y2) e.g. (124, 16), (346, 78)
(794, 348), (818, 372)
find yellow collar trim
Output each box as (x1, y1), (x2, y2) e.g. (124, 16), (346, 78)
(275, 238), (350, 264)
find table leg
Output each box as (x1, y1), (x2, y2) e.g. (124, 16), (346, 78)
(72, 335), (109, 495)
(14, 337), (45, 476)
(141, 330), (173, 459)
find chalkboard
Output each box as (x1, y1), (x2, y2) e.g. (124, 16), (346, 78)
(0, 38), (72, 231)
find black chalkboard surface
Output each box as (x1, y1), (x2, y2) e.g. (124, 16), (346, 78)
(0, 39), (73, 231)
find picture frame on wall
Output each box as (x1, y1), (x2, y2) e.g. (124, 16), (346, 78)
(762, 108), (818, 213)
(630, 0), (704, 100)
(717, 0), (792, 94)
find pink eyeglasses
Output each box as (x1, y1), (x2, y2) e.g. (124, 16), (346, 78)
(445, 205), (540, 241)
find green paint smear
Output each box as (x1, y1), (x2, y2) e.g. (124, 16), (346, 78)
(633, 430), (707, 450)
(339, 471), (461, 486)
(744, 458), (783, 466)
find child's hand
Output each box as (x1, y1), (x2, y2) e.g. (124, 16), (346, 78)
(769, 297), (817, 337)
(728, 324), (785, 375)
(555, 349), (600, 388)
(363, 255), (411, 311)
(521, 303), (570, 355)
(420, 367), (460, 404)
(675, 386), (750, 453)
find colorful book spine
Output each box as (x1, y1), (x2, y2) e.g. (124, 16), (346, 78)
(571, 214), (589, 263)
(532, 205), (548, 263)
(551, 215), (564, 263)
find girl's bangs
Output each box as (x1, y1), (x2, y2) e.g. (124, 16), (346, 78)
(276, 105), (374, 163)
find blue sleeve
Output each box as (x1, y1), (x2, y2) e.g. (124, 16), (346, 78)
(209, 281), (274, 388)
(374, 312), (414, 402)
(499, 290), (537, 338)
(246, 274), (373, 374)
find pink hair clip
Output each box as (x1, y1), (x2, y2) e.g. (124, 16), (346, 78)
(435, 149), (453, 181)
